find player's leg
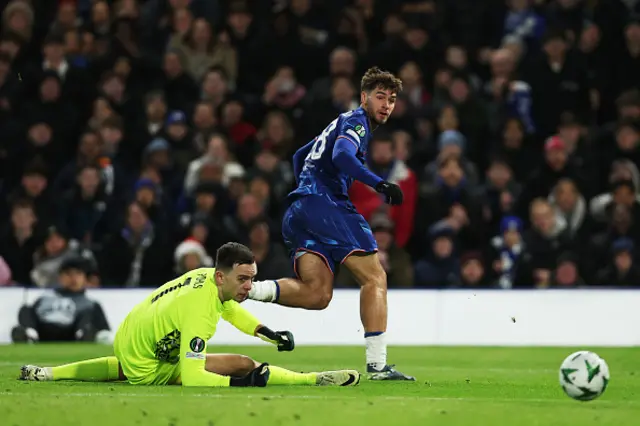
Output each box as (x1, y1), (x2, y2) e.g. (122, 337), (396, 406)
(270, 252), (334, 309)
(19, 357), (125, 382)
(250, 197), (335, 309)
(180, 353), (359, 386)
(342, 251), (415, 381)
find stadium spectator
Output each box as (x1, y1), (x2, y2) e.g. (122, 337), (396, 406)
(596, 237), (640, 287)
(550, 251), (585, 287)
(173, 237), (213, 275)
(99, 201), (173, 287)
(488, 216), (524, 289)
(11, 256), (110, 343)
(30, 225), (97, 289)
(350, 133), (417, 248)
(0, 199), (42, 286)
(454, 251), (493, 288)
(337, 214), (414, 288)
(247, 216), (292, 281)
(414, 221), (460, 288)
(416, 154), (484, 255)
(514, 198), (573, 288)
(0, 0), (638, 288)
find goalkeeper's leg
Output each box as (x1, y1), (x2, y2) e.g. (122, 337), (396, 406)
(19, 357), (124, 382)
(179, 354), (359, 386)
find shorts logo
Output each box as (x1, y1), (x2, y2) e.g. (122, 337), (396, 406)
(355, 125), (366, 138)
(189, 337), (205, 353)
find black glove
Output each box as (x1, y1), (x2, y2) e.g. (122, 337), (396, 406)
(375, 181), (404, 205)
(230, 363), (270, 387)
(256, 326), (295, 352)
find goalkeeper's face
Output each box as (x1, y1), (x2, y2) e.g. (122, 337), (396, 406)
(362, 88), (397, 125)
(218, 262), (257, 302)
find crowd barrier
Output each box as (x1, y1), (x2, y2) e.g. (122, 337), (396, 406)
(1, 288), (638, 346)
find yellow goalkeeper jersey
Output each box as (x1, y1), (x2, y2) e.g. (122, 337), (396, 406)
(114, 267), (261, 386)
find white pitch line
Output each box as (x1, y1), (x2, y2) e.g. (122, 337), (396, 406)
(0, 392), (636, 406)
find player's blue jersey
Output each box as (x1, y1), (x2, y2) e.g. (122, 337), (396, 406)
(289, 107), (371, 202)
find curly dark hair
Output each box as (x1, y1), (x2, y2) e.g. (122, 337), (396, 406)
(360, 66), (403, 94)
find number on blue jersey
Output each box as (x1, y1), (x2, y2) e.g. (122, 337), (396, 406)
(307, 118), (338, 160)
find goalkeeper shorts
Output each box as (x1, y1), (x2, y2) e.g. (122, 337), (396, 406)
(113, 321), (181, 386)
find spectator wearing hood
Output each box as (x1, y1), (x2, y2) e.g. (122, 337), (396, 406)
(162, 110), (196, 171)
(596, 237), (640, 287)
(133, 177), (171, 229)
(414, 221), (460, 288)
(350, 133), (417, 247)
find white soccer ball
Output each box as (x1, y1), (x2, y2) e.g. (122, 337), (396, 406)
(559, 351), (610, 401)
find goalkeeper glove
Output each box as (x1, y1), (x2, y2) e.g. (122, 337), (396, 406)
(375, 181), (404, 205)
(256, 326), (295, 352)
(230, 363), (270, 387)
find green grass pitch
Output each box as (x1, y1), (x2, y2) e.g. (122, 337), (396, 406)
(1, 344), (639, 426)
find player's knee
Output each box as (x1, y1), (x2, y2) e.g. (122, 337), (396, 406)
(238, 355), (259, 375)
(361, 268), (387, 292)
(309, 289), (332, 310)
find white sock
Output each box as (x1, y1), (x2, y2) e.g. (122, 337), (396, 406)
(365, 332), (387, 370)
(248, 280), (279, 302)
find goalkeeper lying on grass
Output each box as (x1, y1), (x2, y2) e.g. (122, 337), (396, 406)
(20, 242), (360, 388)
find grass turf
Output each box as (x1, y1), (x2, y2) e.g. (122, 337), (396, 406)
(0, 344), (639, 426)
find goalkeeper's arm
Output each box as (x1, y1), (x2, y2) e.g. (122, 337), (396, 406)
(178, 320), (231, 387)
(222, 300), (295, 351)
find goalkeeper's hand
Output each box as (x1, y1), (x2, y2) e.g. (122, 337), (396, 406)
(375, 180), (404, 205)
(230, 363), (270, 387)
(256, 326), (295, 352)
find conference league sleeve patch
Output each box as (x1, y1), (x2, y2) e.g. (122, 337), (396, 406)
(189, 336), (206, 353)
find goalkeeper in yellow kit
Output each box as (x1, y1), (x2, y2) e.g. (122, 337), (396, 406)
(19, 242), (360, 387)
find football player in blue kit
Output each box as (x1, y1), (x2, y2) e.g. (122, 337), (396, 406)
(249, 67), (414, 381)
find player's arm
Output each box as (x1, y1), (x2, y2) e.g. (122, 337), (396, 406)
(222, 300), (295, 351)
(332, 119), (403, 205)
(178, 316), (231, 387)
(292, 140), (315, 183)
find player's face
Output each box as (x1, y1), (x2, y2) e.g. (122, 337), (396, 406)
(362, 87), (396, 125)
(218, 262), (257, 302)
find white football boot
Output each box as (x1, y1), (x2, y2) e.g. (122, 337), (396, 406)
(19, 365), (52, 381)
(315, 370), (360, 386)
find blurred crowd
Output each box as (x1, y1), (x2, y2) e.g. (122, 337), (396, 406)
(0, 0), (640, 291)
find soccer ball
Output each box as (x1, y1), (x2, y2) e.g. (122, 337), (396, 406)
(559, 351), (610, 401)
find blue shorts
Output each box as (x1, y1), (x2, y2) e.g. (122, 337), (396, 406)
(282, 194), (378, 275)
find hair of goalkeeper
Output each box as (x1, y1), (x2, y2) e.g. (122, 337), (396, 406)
(215, 242), (255, 272)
